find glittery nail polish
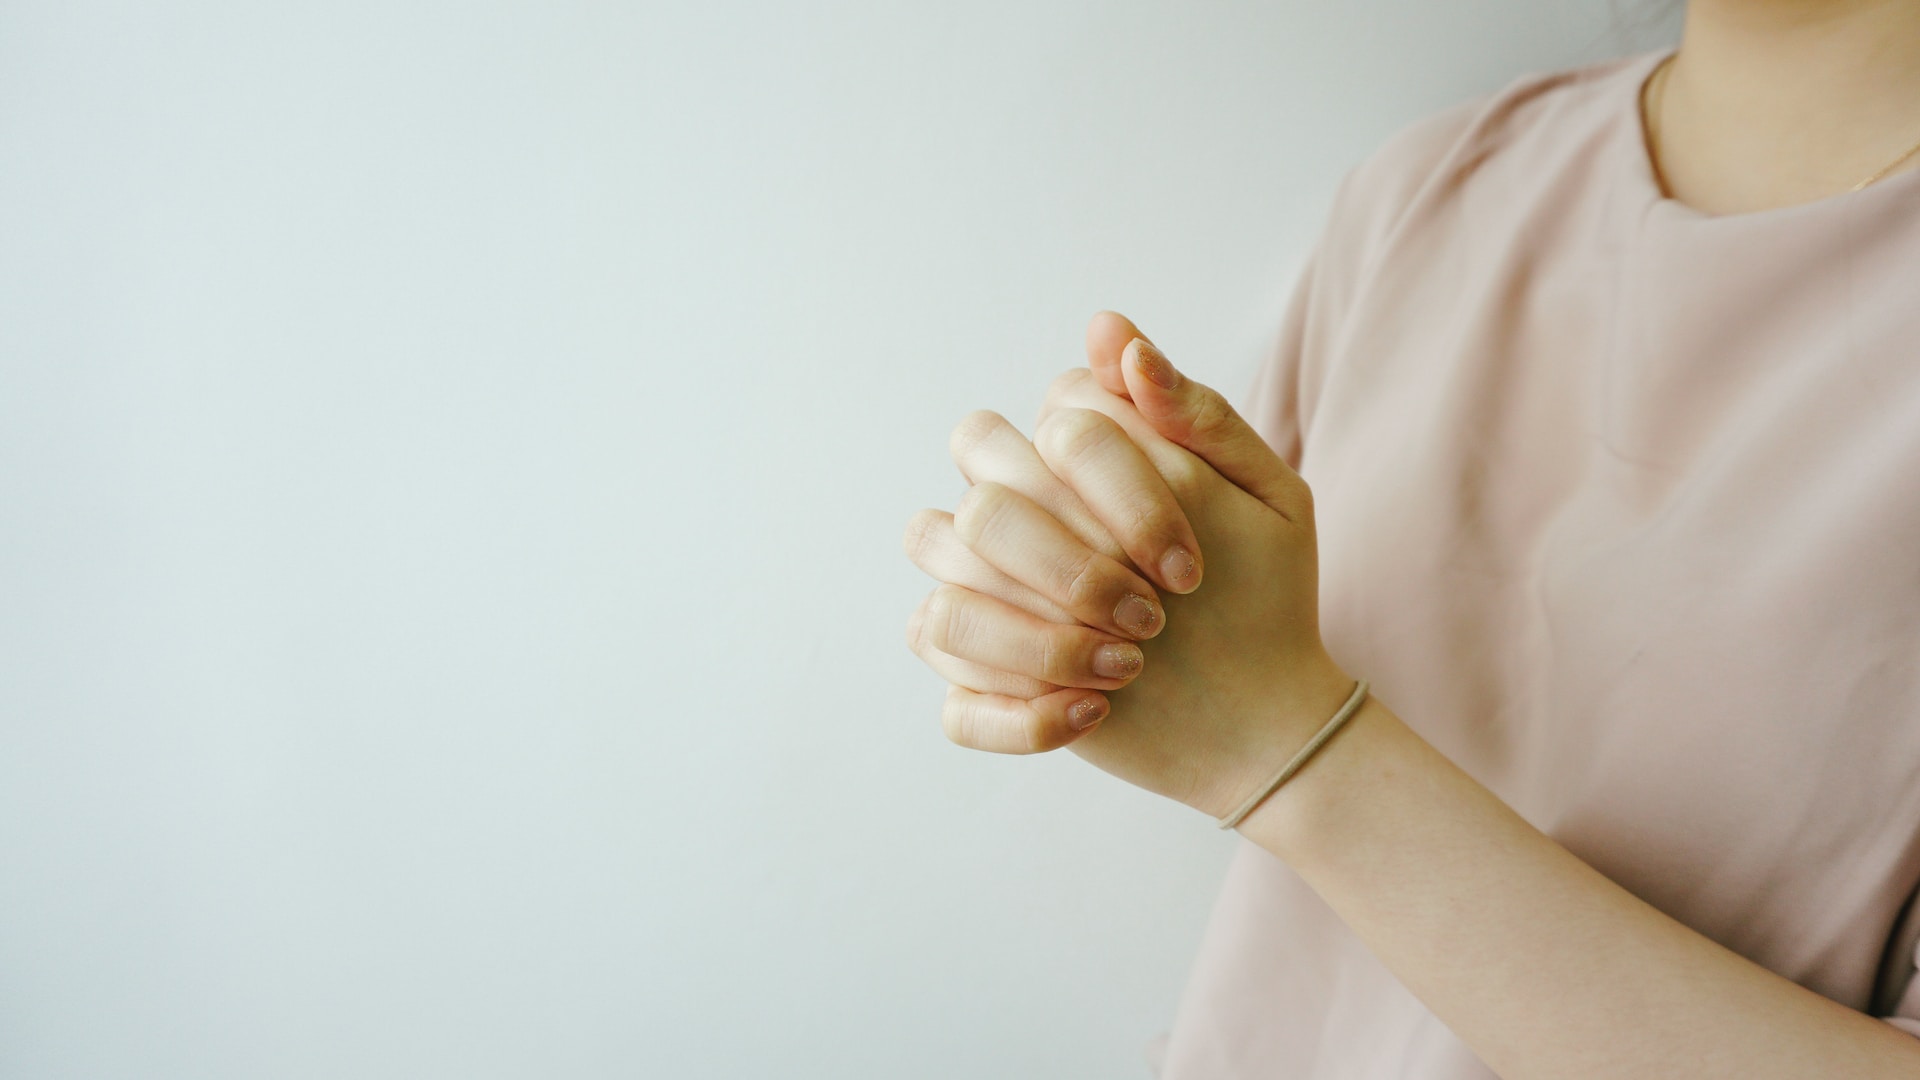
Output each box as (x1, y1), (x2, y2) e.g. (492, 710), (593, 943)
(1114, 593), (1162, 638)
(1134, 339), (1182, 390)
(1093, 643), (1143, 680)
(1068, 696), (1107, 731)
(1159, 546), (1198, 592)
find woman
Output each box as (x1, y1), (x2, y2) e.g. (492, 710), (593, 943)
(901, 3), (1920, 1077)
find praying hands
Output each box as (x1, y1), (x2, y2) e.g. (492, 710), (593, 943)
(901, 311), (1360, 822)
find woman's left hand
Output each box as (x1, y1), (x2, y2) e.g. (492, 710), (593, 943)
(905, 316), (1359, 820)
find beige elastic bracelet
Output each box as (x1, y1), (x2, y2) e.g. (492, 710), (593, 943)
(1216, 678), (1370, 831)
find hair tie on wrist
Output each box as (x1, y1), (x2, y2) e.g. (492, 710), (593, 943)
(1216, 678), (1370, 831)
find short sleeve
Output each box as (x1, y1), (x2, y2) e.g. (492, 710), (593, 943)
(1239, 90), (1493, 478)
(1242, 219), (1331, 476)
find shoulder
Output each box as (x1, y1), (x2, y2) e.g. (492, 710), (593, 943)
(1252, 51), (1661, 450)
(1319, 50), (1657, 279)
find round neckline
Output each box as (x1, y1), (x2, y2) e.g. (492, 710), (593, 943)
(1624, 45), (1920, 226)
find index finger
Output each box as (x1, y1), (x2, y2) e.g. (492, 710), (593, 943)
(1034, 406), (1203, 595)
(1036, 368), (1210, 500)
(949, 408), (1129, 565)
(1084, 309), (1152, 400)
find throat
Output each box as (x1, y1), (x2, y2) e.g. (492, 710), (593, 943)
(1646, 1), (1920, 214)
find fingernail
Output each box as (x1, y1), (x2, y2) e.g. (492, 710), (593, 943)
(1134, 339), (1182, 390)
(1093, 643), (1144, 680)
(1113, 593), (1162, 638)
(1159, 546), (1198, 593)
(1068, 696), (1107, 731)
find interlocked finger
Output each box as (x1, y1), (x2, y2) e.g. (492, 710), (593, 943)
(939, 683), (1110, 755)
(1034, 406), (1204, 594)
(901, 508), (1076, 625)
(948, 408), (1128, 564)
(904, 593), (1061, 699)
(920, 583), (1146, 690)
(952, 481), (1165, 642)
(1037, 368), (1210, 489)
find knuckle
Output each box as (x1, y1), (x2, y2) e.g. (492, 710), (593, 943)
(1044, 365), (1105, 411)
(1034, 627), (1077, 684)
(939, 686), (1055, 755)
(948, 409), (1008, 464)
(923, 583), (970, 651)
(1189, 388), (1232, 437)
(951, 481), (1011, 546)
(901, 507), (945, 564)
(1020, 710), (1051, 755)
(939, 688), (973, 747)
(1037, 407), (1119, 470)
(1060, 552), (1108, 613)
(1289, 478), (1316, 523)
(1071, 511), (1128, 562)
(1117, 495), (1170, 546)
(1159, 452), (1208, 498)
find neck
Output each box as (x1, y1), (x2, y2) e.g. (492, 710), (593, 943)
(1653, 0), (1920, 213)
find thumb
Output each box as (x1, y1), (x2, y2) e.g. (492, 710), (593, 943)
(1119, 337), (1310, 522)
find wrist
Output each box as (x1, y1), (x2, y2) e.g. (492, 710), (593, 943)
(1188, 657), (1369, 821)
(1230, 689), (1424, 863)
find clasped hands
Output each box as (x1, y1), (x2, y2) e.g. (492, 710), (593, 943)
(902, 311), (1359, 822)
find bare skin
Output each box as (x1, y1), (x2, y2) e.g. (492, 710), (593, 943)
(1650, 0), (1920, 214)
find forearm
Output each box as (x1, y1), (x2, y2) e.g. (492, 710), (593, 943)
(1236, 693), (1920, 1079)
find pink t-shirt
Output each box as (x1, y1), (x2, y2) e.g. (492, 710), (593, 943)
(1146, 46), (1920, 1078)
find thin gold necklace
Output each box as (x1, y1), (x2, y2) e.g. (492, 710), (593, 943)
(1645, 52), (1920, 195)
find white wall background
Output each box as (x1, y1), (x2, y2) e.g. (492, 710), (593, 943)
(0, 3), (1679, 1077)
